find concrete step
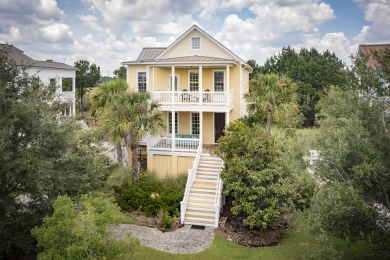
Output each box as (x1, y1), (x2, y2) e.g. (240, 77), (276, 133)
(189, 192), (215, 198)
(197, 175), (219, 181)
(197, 170), (220, 175)
(195, 178), (218, 183)
(186, 205), (216, 212)
(198, 162), (222, 168)
(185, 211), (215, 218)
(188, 197), (215, 204)
(187, 202), (215, 209)
(184, 216), (215, 225)
(197, 167), (221, 173)
(186, 208), (215, 214)
(183, 221), (215, 227)
(190, 188), (216, 194)
(192, 182), (217, 189)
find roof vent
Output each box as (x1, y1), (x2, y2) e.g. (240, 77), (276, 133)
(46, 59), (54, 62)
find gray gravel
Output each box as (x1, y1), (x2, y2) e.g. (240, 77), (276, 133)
(111, 224), (214, 254)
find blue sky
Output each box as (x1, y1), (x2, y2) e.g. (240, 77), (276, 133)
(1, 0), (389, 76)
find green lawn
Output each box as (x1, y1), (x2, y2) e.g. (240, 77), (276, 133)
(135, 223), (371, 260)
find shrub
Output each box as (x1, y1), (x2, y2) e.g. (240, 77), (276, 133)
(158, 210), (174, 230)
(114, 171), (186, 217)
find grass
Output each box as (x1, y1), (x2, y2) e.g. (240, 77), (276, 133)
(135, 221), (371, 260)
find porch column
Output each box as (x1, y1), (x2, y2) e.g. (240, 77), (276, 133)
(72, 77), (76, 115)
(172, 111), (176, 151)
(226, 65), (230, 105)
(226, 112), (230, 125)
(171, 66), (175, 104)
(200, 111), (203, 145)
(199, 65), (203, 105)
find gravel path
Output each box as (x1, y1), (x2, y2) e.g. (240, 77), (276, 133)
(111, 224), (215, 254)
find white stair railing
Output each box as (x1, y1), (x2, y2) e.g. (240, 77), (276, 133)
(180, 140), (202, 224)
(214, 174), (224, 227)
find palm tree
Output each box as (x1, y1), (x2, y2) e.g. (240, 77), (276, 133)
(245, 73), (301, 131)
(98, 90), (164, 182)
(90, 79), (128, 164)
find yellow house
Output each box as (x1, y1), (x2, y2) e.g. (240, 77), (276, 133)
(122, 25), (251, 227)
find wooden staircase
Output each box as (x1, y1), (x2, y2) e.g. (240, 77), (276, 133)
(183, 153), (223, 227)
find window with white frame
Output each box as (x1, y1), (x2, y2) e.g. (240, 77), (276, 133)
(137, 72), (147, 92)
(189, 72), (199, 91)
(191, 37), (200, 50)
(214, 71), (224, 92)
(168, 112), (179, 134)
(168, 75), (179, 91)
(191, 112), (200, 134)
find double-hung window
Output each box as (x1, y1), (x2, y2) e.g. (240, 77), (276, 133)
(191, 112), (200, 135)
(168, 112), (179, 134)
(189, 72), (199, 91)
(137, 72), (147, 92)
(191, 37), (200, 50)
(214, 71), (224, 92)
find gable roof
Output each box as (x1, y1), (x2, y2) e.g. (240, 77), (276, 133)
(0, 43), (76, 70)
(155, 25), (246, 64)
(359, 44), (390, 69)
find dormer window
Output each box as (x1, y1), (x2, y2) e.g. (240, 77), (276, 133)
(191, 37), (200, 50)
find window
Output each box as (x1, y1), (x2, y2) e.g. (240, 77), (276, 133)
(191, 112), (200, 134)
(191, 37), (200, 50)
(214, 71), (224, 92)
(189, 72), (199, 91)
(168, 75), (179, 91)
(168, 112), (179, 134)
(137, 72), (147, 92)
(49, 78), (56, 91)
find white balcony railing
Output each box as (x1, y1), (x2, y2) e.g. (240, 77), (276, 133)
(152, 90), (233, 106)
(61, 91), (75, 102)
(148, 137), (200, 152)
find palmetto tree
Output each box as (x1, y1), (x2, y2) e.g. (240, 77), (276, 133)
(90, 79), (128, 164)
(246, 73), (301, 131)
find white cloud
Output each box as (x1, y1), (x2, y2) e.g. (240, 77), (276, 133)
(78, 15), (103, 31)
(354, 0), (390, 43)
(40, 23), (73, 42)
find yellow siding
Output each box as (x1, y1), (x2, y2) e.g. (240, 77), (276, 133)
(147, 154), (195, 178)
(243, 68), (250, 115)
(179, 112), (190, 134)
(127, 65), (147, 91)
(159, 30), (232, 60)
(203, 112), (214, 144)
(229, 65), (241, 121)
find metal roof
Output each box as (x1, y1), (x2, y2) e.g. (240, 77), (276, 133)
(359, 44), (390, 69)
(136, 47), (166, 61)
(0, 43), (76, 70)
(155, 55), (235, 62)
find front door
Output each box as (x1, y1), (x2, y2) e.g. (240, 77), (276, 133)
(214, 113), (225, 143)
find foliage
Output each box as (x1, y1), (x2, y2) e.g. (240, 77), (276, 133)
(158, 210), (174, 230)
(114, 172), (187, 217)
(214, 121), (294, 229)
(92, 81), (164, 180)
(113, 66), (127, 79)
(260, 46), (348, 125)
(246, 73), (302, 130)
(311, 87), (390, 257)
(246, 59), (261, 80)
(0, 49), (113, 257)
(32, 194), (138, 259)
(108, 166), (134, 187)
(74, 60), (101, 113)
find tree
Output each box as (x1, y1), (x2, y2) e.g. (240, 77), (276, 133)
(310, 87), (390, 258)
(98, 90), (164, 181)
(245, 73), (301, 130)
(32, 194), (138, 259)
(261, 47), (348, 125)
(247, 59), (261, 80)
(214, 121), (294, 229)
(74, 60), (101, 115)
(0, 49), (112, 257)
(113, 66), (126, 79)
(90, 79), (128, 164)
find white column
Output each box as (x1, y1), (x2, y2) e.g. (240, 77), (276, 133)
(226, 65), (230, 105)
(72, 77), (76, 116)
(200, 111), (203, 145)
(171, 66), (175, 104)
(172, 111), (176, 151)
(199, 65), (203, 105)
(226, 112), (230, 125)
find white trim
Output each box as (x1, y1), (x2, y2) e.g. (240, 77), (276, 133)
(136, 70), (147, 92)
(122, 61), (237, 66)
(188, 70), (199, 91)
(212, 69), (225, 92)
(154, 25), (245, 64)
(152, 66), (155, 91)
(190, 36), (201, 51)
(147, 150), (197, 157)
(146, 65), (149, 91)
(126, 65), (130, 84)
(240, 63), (243, 116)
(168, 74), (180, 91)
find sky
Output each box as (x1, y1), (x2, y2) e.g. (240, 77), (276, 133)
(1, 0), (389, 77)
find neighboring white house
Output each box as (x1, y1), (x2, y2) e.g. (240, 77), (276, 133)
(1, 43), (76, 116)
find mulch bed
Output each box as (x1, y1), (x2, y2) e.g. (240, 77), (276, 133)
(215, 197), (290, 247)
(123, 210), (182, 232)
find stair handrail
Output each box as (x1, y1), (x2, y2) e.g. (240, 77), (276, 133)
(214, 161), (224, 227)
(180, 140), (202, 224)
